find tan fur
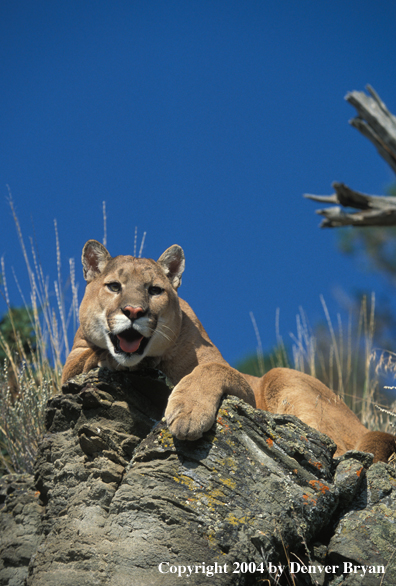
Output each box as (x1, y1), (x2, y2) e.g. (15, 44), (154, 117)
(355, 431), (396, 463)
(62, 241), (255, 440)
(63, 241), (396, 462)
(243, 368), (390, 459)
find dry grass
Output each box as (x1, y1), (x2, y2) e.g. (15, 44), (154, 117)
(0, 196), (79, 474)
(250, 294), (396, 432)
(0, 199), (149, 474)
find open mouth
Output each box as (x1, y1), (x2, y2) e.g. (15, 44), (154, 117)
(109, 328), (150, 356)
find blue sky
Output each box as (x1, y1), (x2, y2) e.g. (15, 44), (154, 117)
(1, 1), (396, 366)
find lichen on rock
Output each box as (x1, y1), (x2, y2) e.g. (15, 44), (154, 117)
(1, 368), (396, 585)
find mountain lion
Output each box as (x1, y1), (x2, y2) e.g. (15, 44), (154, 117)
(62, 240), (396, 463)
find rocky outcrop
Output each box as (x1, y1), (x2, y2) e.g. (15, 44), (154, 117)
(0, 474), (44, 586)
(1, 368), (396, 585)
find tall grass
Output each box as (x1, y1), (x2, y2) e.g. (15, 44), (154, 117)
(0, 199), (148, 474)
(0, 196), (79, 474)
(290, 294), (376, 419)
(249, 293), (396, 432)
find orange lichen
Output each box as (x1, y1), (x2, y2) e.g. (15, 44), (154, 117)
(302, 494), (317, 505)
(266, 438), (274, 447)
(216, 416), (231, 433)
(309, 459), (322, 470)
(308, 480), (330, 495)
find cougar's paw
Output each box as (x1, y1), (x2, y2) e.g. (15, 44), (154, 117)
(165, 381), (220, 441)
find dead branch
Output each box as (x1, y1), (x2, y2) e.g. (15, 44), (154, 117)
(305, 86), (396, 228)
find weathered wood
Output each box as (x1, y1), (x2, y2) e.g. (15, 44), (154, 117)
(348, 85), (396, 174)
(306, 87), (396, 228)
(305, 182), (396, 228)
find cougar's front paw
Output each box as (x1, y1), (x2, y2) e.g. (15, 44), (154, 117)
(165, 379), (220, 441)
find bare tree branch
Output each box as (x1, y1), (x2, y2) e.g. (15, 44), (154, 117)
(305, 87), (396, 228)
(305, 182), (396, 228)
(348, 85), (396, 174)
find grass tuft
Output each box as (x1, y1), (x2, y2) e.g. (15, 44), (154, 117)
(0, 195), (78, 474)
(245, 293), (396, 432)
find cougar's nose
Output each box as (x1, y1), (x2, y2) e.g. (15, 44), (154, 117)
(122, 306), (145, 320)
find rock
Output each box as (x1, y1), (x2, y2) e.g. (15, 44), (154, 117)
(1, 368), (396, 585)
(327, 462), (396, 585)
(0, 474), (44, 586)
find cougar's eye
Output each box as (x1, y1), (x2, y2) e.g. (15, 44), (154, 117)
(106, 282), (121, 292)
(148, 285), (163, 296)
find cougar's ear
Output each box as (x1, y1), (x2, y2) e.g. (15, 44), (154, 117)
(82, 240), (111, 282)
(157, 245), (185, 290)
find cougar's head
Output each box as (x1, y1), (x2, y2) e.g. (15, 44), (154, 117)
(78, 239), (185, 368)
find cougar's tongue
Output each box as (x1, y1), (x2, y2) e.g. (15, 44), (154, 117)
(117, 334), (143, 354)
